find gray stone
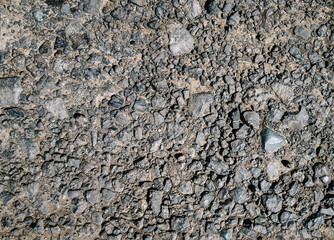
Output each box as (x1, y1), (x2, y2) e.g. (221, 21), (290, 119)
(320, 208), (334, 216)
(108, 94), (124, 109)
(283, 107), (309, 131)
(85, 190), (99, 204)
(4, 107), (25, 119)
(265, 195), (282, 213)
(188, 92), (213, 117)
(207, 155), (229, 175)
(83, 0), (103, 14)
(200, 192), (215, 208)
(243, 111), (260, 130)
(11, 55), (26, 69)
(24, 182), (39, 197)
(179, 181), (193, 195)
(0, 192), (15, 205)
(67, 157), (80, 168)
(317, 24), (327, 37)
(0, 77), (23, 106)
(133, 98), (150, 112)
(272, 83), (294, 104)
(185, 0), (202, 18)
(220, 228), (233, 240)
(269, 108), (284, 122)
(171, 216), (189, 232)
(129, 0), (147, 6)
(314, 163), (331, 184)
(235, 166), (252, 182)
(308, 52), (319, 64)
(149, 190), (163, 215)
(111, 7), (126, 20)
(101, 189), (117, 201)
(294, 26), (310, 40)
(167, 23), (195, 55)
(228, 12), (240, 25)
(306, 213), (324, 230)
(19, 139), (39, 159)
(280, 211), (296, 224)
(205, 0), (219, 15)
(45, 98), (69, 119)
(65, 21), (82, 36)
(37, 75), (56, 94)
(229, 187), (249, 204)
(289, 45), (307, 62)
(261, 127), (286, 152)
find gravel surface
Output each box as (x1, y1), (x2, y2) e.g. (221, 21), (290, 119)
(0, 0), (334, 239)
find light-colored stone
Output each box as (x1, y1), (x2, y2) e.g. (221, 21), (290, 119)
(0, 77), (23, 106)
(168, 23), (195, 55)
(46, 98), (69, 119)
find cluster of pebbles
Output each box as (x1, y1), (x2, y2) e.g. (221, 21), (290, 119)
(0, 0), (333, 239)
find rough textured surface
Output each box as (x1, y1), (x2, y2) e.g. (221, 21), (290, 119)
(167, 23), (195, 55)
(0, 0), (333, 239)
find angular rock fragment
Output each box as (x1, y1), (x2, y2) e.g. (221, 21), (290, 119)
(171, 216), (189, 232)
(200, 192), (215, 208)
(185, 0), (202, 18)
(272, 83), (294, 104)
(83, 0), (103, 14)
(261, 127), (286, 152)
(188, 92), (213, 117)
(243, 111), (260, 130)
(45, 98), (69, 119)
(204, 0), (219, 14)
(133, 98), (150, 112)
(108, 94), (124, 109)
(207, 155), (229, 175)
(0, 77), (23, 106)
(167, 23), (195, 55)
(149, 190), (163, 215)
(129, 0), (147, 6)
(4, 107), (25, 119)
(229, 187), (249, 204)
(265, 195), (282, 213)
(19, 138), (39, 159)
(294, 26), (310, 40)
(283, 107), (309, 131)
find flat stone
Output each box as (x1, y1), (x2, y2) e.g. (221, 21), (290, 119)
(85, 190), (99, 204)
(45, 98), (69, 119)
(129, 0), (147, 6)
(188, 92), (213, 117)
(294, 26), (310, 40)
(19, 138), (39, 159)
(261, 127), (286, 152)
(171, 216), (189, 232)
(207, 155), (229, 175)
(272, 83), (294, 104)
(4, 107), (25, 119)
(265, 195), (282, 213)
(0, 77), (23, 106)
(200, 192), (215, 208)
(149, 190), (163, 215)
(185, 0), (202, 18)
(229, 187), (249, 204)
(24, 182), (39, 197)
(266, 160), (284, 181)
(283, 107), (309, 131)
(167, 23), (195, 55)
(133, 98), (150, 112)
(243, 111), (260, 130)
(82, 0), (103, 14)
(36, 75), (56, 94)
